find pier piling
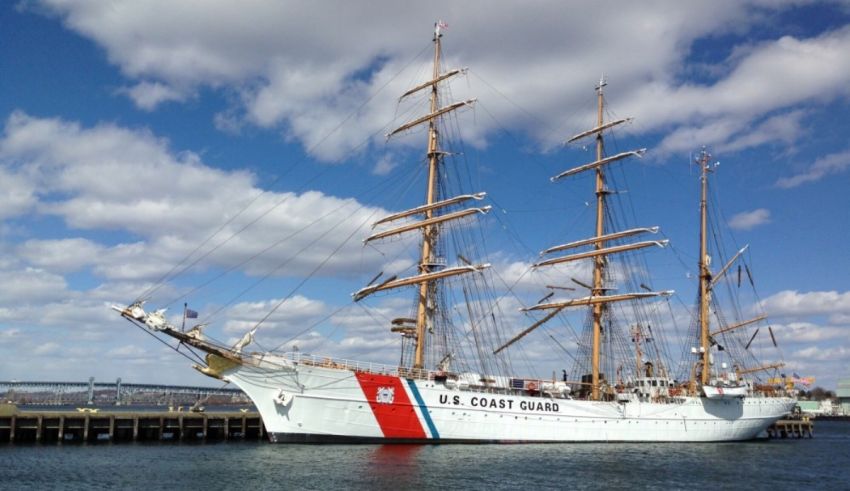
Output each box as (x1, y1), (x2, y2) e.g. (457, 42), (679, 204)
(0, 404), (264, 444)
(766, 418), (814, 439)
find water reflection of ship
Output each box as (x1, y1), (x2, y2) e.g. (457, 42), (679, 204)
(367, 445), (422, 485)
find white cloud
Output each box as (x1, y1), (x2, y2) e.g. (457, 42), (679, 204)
(106, 344), (149, 358)
(372, 154), (397, 176)
(0, 112), (394, 282)
(772, 321), (847, 343)
(30, 1), (849, 160)
(728, 208), (771, 230)
(495, 259), (592, 297)
(776, 148), (850, 188)
(0, 267), (68, 303)
(0, 166), (36, 219)
(760, 290), (850, 318)
(0, 328), (21, 340)
(828, 313), (850, 324)
(720, 110), (806, 153)
(223, 295), (327, 334)
(33, 341), (61, 356)
(635, 26), (850, 128)
(215, 298), (416, 362)
(657, 110), (806, 156)
(120, 81), (188, 110)
(792, 345), (850, 362)
(17, 238), (104, 273)
(213, 109), (244, 134)
(0, 110), (419, 386)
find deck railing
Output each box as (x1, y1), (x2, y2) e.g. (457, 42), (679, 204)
(280, 352), (431, 379)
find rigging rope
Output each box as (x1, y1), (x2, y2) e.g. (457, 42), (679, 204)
(134, 41), (434, 303)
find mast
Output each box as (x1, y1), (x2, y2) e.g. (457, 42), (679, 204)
(632, 325), (643, 377)
(412, 23), (444, 370)
(697, 148), (712, 387)
(353, 24), (487, 372)
(499, 78), (667, 400)
(590, 76), (607, 400)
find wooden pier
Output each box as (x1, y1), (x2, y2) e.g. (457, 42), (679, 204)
(0, 404), (265, 443)
(766, 418), (814, 439)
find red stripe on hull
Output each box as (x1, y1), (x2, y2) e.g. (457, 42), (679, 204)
(354, 372), (427, 439)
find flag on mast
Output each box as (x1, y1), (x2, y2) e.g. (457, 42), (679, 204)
(435, 20), (448, 37)
(182, 303), (198, 332)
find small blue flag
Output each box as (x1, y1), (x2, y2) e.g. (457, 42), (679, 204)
(185, 309), (199, 319)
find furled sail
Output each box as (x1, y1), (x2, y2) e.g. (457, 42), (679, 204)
(372, 192), (486, 227)
(566, 117), (633, 143)
(522, 290), (674, 312)
(353, 264), (490, 302)
(386, 99), (476, 139)
(364, 206), (491, 243)
(534, 239), (668, 268)
(400, 68), (466, 99)
(543, 226), (659, 254)
(494, 290), (674, 355)
(551, 149), (646, 182)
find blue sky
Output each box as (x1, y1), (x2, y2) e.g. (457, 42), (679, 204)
(1, 1), (849, 389)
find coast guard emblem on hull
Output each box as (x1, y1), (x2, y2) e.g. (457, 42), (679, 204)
(376, 387), (395, 404)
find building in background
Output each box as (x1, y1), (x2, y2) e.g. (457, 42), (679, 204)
(797, 400), (834, 416)
(838, 379), (850, 416)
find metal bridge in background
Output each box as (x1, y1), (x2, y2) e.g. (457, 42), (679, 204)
(0, 378), (249, 406)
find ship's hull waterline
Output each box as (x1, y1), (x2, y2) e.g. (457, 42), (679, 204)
(223, 354), (796, 443)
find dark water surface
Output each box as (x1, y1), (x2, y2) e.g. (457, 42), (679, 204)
(3, 422), (848, 490)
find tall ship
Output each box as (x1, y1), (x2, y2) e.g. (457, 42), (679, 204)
(114, 24), (795, 442)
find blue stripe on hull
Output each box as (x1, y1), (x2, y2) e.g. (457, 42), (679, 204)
(405, 379), (440, 440)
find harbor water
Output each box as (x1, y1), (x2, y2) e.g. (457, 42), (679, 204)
(2, 421), (848, 490)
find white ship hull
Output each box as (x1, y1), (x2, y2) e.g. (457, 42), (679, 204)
(222, 353), (795, 443)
